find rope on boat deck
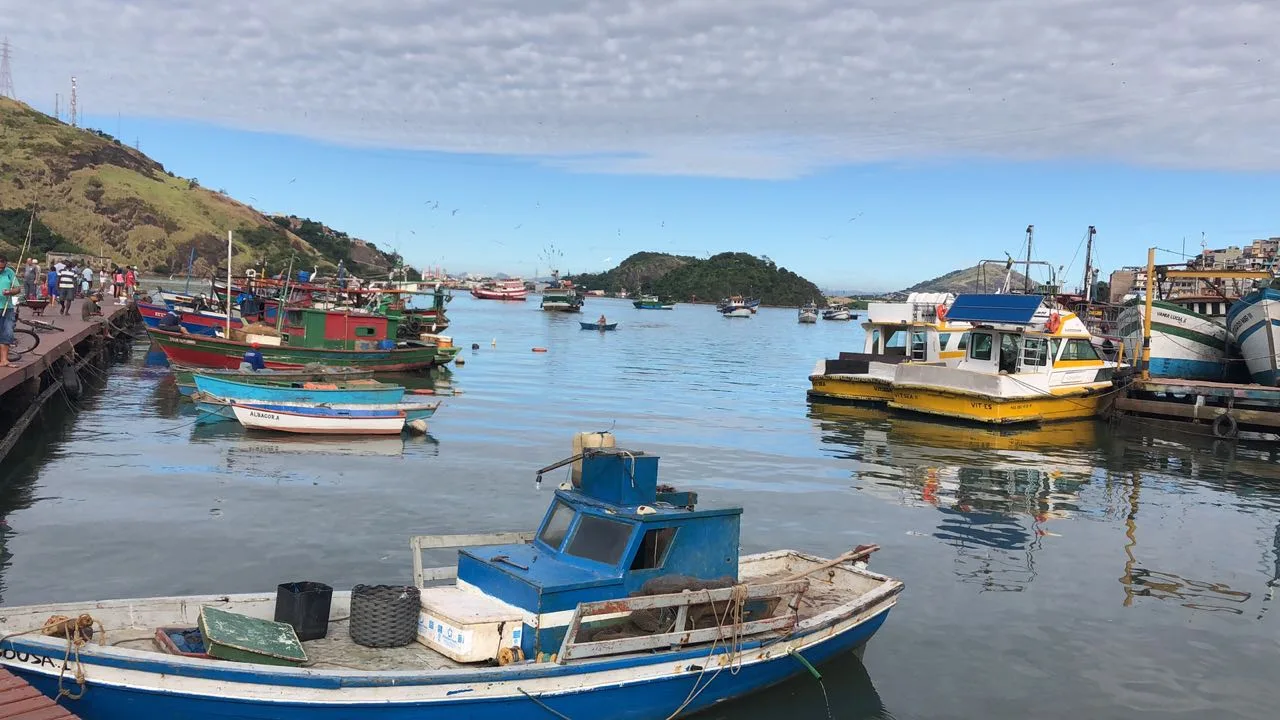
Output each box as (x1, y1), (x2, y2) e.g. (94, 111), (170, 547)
(662, 582), (751, 720)
(0, 613), (105, 701)
(517, 687), (574, 720)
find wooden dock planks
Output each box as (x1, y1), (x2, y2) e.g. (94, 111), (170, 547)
(0, 668), (79, 719)
(0, 299), (132, 398)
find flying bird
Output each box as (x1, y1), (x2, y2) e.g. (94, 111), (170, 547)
(288, 178), (296, 184)
(514, 224), (522, 230)
(452, 209), (459, 216)
(848, 212), (863, 222)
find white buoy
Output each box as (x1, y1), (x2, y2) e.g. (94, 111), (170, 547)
(491, 338), (496, 347)
(407, 419), (428, 434)
(455, 357), (466, 366)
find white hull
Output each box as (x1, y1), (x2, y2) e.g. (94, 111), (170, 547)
(823, 310), (851, 321)
(798, 313), (817, 323)
(231, 405), (407, 435)
(1227, 290), (1280, 385)
(723, 307), (752, 318)
(1116, 300), (1228, 380)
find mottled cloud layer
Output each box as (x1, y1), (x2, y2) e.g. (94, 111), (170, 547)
(3, 1), (1276, 178)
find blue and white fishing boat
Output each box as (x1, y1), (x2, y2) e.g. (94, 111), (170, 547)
(0, 434), (902, 719)
(1227, 286), (1280, 385)
(231, 402), (408, 435)
(190, 391), (439, 423)
(192, 373), (406, 405)
(1117, 297), (1230, 380)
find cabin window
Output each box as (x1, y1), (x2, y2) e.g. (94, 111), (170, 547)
(999, 334), (1020, 374)
(566, 515), (633, 566)
(1050, 338), (1062, 361)
(538, 500), (575, 550)
(1060, 339), (1100, 361)
(286, 310), (304, 326)
(355, 326), (377, 337)
(957, 333), (968, 350)
(1021, 337), (1049, 367)
(969, 333), (993, 361)
(630, 527), (677, 570)
(938, 333), (951, 348)
(870, 329), (881, 353)
(910, 331), (927, 360)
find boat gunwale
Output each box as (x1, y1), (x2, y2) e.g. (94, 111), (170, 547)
(0, 551), (901, 689)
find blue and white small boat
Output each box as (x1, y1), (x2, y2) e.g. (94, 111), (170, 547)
(579, 321), (617, 331)
(191, 391), (439, 423)
(0, 434), (902, 719)
(231, 402), (408, 435)
(192, 373), (406, 405)
(1227, 286), (1280, 385)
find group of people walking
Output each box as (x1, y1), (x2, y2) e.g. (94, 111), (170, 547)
(22, 259), (137, 315)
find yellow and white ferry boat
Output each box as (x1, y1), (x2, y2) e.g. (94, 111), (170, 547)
(809, 293), (972, 403)
(888, 294), (1124, 424)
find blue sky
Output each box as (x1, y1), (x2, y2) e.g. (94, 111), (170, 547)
(82, 112), (1280, 292)
(9, 1), (1280, 292)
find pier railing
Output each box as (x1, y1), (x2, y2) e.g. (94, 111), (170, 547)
(556, 579), (809, 663)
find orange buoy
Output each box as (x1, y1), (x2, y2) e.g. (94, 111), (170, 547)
(1045, 312), (1062, 334)
(532, 347), (548, 353)
(936, 304), (948, 322)
(410, 388), (435, 395)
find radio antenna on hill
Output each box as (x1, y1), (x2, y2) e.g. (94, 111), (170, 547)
(69, 75), (77, 127)
(0, 38), (15, 99)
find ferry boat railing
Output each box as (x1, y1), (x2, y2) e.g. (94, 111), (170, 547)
(556, 579), (810, 663)
(410, 532), (535, 586)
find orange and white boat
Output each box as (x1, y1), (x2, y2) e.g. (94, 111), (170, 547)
(471, 279), (528, 300)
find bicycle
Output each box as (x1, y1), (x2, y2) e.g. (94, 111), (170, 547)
(6, 303), (60, 360)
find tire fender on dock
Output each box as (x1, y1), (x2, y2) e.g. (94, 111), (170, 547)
(1212, 412), (1238, 439)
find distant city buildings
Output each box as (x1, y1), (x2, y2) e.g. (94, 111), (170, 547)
(1108, 237), (1278, 304)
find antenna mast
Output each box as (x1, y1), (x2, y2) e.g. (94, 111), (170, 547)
(1024, 225), (1034, 294)
(0, 38), (15, 99)
(69, 76), (78, 127)
(1083, 225), (1096, 302)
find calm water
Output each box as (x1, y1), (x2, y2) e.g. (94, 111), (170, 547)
(2, 295), (1278, 719)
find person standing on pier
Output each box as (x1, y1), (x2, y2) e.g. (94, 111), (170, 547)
(57, 264), (77, 315)
(0, 255), (19, 367)
(125, 266), (137, 300)
(22, 258), (38, 300)
(46, 266), (58, 300)
(81, 265), (93, 298)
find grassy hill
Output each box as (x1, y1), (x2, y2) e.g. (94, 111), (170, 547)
(570, 251), (825, 306)
(0, 97), (408, 278)
(901, 264), (1031, 295)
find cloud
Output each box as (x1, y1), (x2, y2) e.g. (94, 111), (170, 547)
(3, 0), (1277, 178)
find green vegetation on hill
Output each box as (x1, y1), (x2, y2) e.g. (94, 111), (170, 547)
(0, 208), (83, 257)
(0, 97), (405, 278)
(570, 251), (825, 306)
(900, 264), (1031, 295)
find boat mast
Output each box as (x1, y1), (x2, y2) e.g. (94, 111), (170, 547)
(1023, 225), (1034, 294)
(1083, 225), (1096, 302)
(225, 230), (233, 337)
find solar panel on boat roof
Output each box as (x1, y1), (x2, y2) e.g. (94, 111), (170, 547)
(945, 294), (1044, 325)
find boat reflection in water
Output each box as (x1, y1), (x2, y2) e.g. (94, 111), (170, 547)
(189, 421), (439, 459)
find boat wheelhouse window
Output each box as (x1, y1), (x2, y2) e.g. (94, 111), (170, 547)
(938, 333), (951, 348)
(869, 329), (881, 353)
(355, 326), (377, 337)
(999, 334), (1020, 373)
(565, 514), (633, 566)
(286, 310), (304, 326)
(884, 330), (907, 356)
(630, 527), (678, 570)
(910, 331), (927, 360)
(957, 333), (968, 350)
(969, 333), (993, 360)
(1050, 338), (1062, 361)
(1060, 339), (1100, 361)
(1021, 336), (1049, 366)
(538, 500), (575, 550)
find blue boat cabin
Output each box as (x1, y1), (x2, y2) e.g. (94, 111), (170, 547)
(422, 446), (742, 661)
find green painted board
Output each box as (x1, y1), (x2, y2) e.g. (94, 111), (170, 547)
(198, 606), (307, 666)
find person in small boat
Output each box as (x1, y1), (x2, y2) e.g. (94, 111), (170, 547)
(240, 343), (266, 372)
(598, 313), (607, 326)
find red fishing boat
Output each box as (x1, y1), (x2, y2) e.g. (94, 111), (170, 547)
(470, 279), (528, 301)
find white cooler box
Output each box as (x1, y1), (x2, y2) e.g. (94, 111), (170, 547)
(417, 586), (526, 663)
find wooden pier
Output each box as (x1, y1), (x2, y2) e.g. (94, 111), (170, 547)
(0, 299), (139, 462)
(0, 667), (79, 719)
(1113, 377), (1280, 441)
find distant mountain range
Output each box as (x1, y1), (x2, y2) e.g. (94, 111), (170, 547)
(0, 97), (413, 279)
(898, 264), (1031, 295)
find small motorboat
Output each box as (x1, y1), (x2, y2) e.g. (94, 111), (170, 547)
(799, 302), (819, 324)
(633, 294), (675, 310)
(193, 374), (405, 405)
(172, 364), (374, 396)
(191, 391), (439, 423)
(823, 305), (852, 321)
(230, 402), (408, 435)
(722, 306), (752, 318)
(579, 321), (618, 331)
(0, 434), (902, 718)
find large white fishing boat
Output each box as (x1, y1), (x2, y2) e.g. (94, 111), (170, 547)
(809, 293), (971, 403)
(888, 294), (1124, 424)
(1116, 297), (1230, 381)
(1226, 286), (1280, 386)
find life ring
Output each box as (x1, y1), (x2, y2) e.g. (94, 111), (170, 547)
(1212, 412), (1238, 439)
(1045, 313), (1062, 334)
(936, 304), (948, 322)
(532, 347), (548, 353)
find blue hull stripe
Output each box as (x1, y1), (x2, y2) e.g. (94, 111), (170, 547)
(1234, 318), (1280, 346)
(1146, 357), (1227, 381)
(140, 315), (221, 337)
(6, 610), (889, 719)
(1250, 368), (1280, 386)
(1226, 288), (1280, 326)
